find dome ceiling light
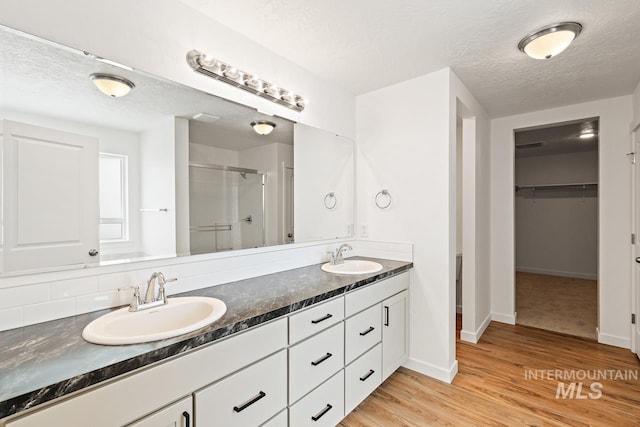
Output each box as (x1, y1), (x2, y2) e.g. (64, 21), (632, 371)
(90, 73), (135, 98)
(518, 22), (582, 59)
(251, 120), (276, 135)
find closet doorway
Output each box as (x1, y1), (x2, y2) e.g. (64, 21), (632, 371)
(514, 117), (599, 340)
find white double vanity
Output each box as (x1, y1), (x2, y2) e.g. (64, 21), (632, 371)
(1, 268), (410, 426)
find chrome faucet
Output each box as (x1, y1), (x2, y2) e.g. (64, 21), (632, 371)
(328, 243), (353, 265)
(144, 272), (166, 304)
(119, 272), (178, 312)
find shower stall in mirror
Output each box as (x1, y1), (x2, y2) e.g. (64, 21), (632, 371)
(189, 162), (265, 254)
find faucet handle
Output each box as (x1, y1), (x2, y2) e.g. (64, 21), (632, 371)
(327, 251), (336, 265)
(118, 286), (142, 311)
(158, 277), (177, 303)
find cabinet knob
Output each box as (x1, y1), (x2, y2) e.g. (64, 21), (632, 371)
(88, 249), (99, 257)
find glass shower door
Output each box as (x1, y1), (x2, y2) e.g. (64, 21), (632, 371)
(189, 163), (264, 254)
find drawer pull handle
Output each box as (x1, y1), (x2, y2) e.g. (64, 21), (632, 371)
(360, 369), (375, 382)
(233, 391), (266, 413)
(384, 306), (390, 326)
(311, 352), (333, 366)
(183, 411), (191, 427)
(311, 404), (333, 422)
(311, 313), (333, 324)
(359, 326), (375, 336)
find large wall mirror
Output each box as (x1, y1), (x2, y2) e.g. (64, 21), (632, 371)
(0, 26), (354, 276)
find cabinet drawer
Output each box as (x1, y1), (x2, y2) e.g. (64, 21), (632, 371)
(345, 303), (381, 364)
(289, 370), (345, 427)
(289, 297), (344, 344)
(195, 350), (287, 427)
(261, 410), (287, 427)
(289, 322), (344, 403)
(126, 396), (192, 427)
(345, 343), (382, 414)
(345, 272), (408, 317)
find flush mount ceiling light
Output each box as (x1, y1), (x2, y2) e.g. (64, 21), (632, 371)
(90, 73), (135, 98)
(186, 50), (308, 112)
(579, 132), (596, 139)
(251, 120), (276, 135)
(518, 22), (582, 59)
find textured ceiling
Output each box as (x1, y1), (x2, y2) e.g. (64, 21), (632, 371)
(179, 0), (640, 117)
(1, 29), (293, 149)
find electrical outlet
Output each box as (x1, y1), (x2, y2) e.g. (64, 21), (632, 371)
(360, 224), (369, 237)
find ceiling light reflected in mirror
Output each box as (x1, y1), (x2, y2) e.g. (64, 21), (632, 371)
(251, 120), (276, 135)
(90, 73), (135, 98)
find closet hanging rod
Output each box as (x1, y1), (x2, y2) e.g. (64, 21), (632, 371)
(189, 162), (259, 175)
(515, 182), (598, 191)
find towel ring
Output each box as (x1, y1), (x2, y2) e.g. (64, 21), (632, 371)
(375, 189), (392, 209)
(324, 192), (337, 209)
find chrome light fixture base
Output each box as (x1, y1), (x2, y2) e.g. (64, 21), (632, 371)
(186, 50), (307, 112)
(518, 22), (582, 59)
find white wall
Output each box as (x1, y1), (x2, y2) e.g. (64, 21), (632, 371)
(140, 118), (179, 258)
(451, 73), (492, 345)
(276, 144), (294, 244)
(491, 96), (633, 348)
(515, 151), (598, 279)
(240, 143), (291, 246)
(455, 121), (462, 312)
(357, 68), (456, 381)
(633, 81), (640, 125)
(294, 125), (354, 243)
(0, 0), (355, 139)
(190, 144), (240, 167)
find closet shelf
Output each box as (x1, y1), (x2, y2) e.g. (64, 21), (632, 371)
(515, 182), (598, 192)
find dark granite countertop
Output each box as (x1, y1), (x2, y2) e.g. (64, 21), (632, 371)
(0, 257), (412, 419)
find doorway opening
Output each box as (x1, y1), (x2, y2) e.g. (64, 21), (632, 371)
(514, 117), (599, 340)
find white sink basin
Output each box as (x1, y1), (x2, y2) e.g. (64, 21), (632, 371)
(82, 296), (227, 345)
(321, 260), (383, 275)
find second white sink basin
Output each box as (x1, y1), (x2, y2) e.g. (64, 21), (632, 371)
(82, 296), (227, 345)
(321, 260), (383, 275)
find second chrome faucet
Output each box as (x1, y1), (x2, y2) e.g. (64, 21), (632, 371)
(327, 243), (353, 265)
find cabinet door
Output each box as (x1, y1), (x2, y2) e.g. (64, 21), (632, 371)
(1, 119), (99, 272)
(126, 396), (192, 427)
(382, 290), (408, 380)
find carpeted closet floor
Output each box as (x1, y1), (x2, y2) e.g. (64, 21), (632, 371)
(516, 272), (598, 340)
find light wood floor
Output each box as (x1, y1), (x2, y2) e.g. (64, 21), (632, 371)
(340, 320), (640, 426)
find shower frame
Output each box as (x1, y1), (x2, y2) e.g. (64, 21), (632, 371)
(189, 161), (266, 250)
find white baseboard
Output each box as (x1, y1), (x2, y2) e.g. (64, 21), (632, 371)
(460, 312), (491, 344)
(598, 329), (631, 349)
(491, 312), (516, 325)
(403, 358), (458, 383)
(516, 267), (597, 281)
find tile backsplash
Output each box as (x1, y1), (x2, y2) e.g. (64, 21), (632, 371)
(0, 240), (412, 332)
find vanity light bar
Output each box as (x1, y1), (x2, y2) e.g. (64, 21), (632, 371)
(186, 50), (308, 112)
